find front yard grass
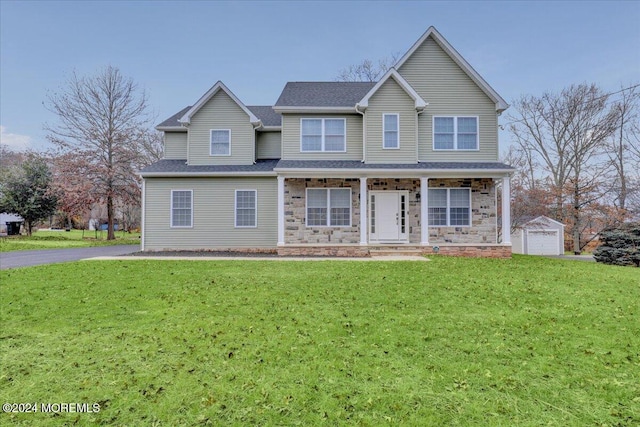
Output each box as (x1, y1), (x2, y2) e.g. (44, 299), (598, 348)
(0, 229), (140, 252)
(1, 256), (638, 426)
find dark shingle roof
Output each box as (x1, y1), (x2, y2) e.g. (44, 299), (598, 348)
(274, 82), (376, 107)
(275, 160), (515, 170)
(157, 105), (282, 129)
(157, 106), (191, 129)
(140, 159), (278, 175)
(247, 106), (281, 127)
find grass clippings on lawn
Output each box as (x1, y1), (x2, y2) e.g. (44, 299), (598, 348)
(0, 256), (638, 426)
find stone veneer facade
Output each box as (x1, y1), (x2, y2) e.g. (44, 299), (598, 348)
(283, 177), (497, 245)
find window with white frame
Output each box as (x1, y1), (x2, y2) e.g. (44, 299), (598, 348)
(428, 188), (471, 226)
(433, 116), (478, 150)
(235, 190), (257, 228)
(306, 188), (351, 227)
(171, 190), (193, 227)
(210, 129), (231, 156)
(301, 118), (345, 152)
(383, 114), (399, 149)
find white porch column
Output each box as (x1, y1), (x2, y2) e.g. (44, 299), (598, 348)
(277, 176), (285, 246)
(360, 177), (368, 245)
(420, 177), (429, 245)
(502, 176), (511, 244)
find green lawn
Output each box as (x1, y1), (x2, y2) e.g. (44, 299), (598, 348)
(0, 229), (140, 252)
(1, 256), (638, 426)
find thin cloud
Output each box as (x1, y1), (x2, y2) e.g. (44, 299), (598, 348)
(0, 125), (31, 151)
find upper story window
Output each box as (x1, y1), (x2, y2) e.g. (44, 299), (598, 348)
(383, 114), (399, 149)
(171, 190), (193, 228)
(210, 129), (231, 156)
(301, 118), (346, 152)
(428, 188), (471, 227)
(433, 116), (478, 150)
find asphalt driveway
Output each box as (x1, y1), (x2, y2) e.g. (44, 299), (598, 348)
(0, 245), (140, 270)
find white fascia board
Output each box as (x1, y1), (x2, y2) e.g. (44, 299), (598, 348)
(271, 106), (357, 114)
(140, 171), (277, 178)
(258, 126), (282, 132)
(394, 26), (509, 113)
(274, 168), (514, 179)
(156, 126), (187, 132)
(179, 81), (261, 125)
(357, 69), (428, 110)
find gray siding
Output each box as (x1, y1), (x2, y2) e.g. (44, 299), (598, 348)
(164, 132), (187, 159)
(144, 177), (277, 250)
(364, 78), (417, 164)
(281, 114), (363, 160)
(256, 131), (281, 159)
(188, 91), (255, 165)
(398, 36), (499, 162)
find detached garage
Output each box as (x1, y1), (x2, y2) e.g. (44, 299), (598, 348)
(511, 216), (565, 256)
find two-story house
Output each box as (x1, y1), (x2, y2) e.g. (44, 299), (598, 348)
(140, 27), (514, 257)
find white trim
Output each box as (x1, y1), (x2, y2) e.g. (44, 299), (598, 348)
(420, 177), (429, 245)
(359, 178), (367, 245)
(179, 81), (261, 125)
(277, 176), (285, 246)
(502, 176), (511, 244)
(156, 126), (187, 132)
(234, 189), (257, 228)
(141, 171), (276, 178)
(427, 187), (472, 227)
(305, 187), (352, 228)
(393, 26), (509, 113)
(210, 129), (232, 156)
(433, 116), (479, 151)
(357, 69), (427, 110)
(141, 179), (146, 251)
(170, 189), (193, 228)
(274, 168), (514, 179)
(382, 113), (400, 149)
(300, 118), (347, 153)
(522, 215), (565, 228)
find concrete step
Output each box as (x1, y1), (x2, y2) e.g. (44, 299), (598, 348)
(369, 248), (424, 257)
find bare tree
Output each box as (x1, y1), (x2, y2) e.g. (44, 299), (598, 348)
(606, 84), (640, 217)
(509, 84), (619, 254)
(45, 66), (151, 240)
(336, 53), (401, 82)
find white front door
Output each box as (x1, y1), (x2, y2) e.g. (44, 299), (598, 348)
(370, 191), (409, 243)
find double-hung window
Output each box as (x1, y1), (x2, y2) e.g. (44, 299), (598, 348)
(235, 190), (257, 228)
(433, 116), (478, 150)
(428, 188), (471, 226)
(301, 119), (345, 152)
(210, 129), (231, 156)
(306, 188), (351, 227)
(383, 114), (399, 149)
(171, 190), (193, 228)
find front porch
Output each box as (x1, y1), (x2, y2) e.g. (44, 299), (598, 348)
(275, 171), (513, 258)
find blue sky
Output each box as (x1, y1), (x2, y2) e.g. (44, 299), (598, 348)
(1, 0), (639, 152)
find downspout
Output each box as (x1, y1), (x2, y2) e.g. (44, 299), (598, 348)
(252, 121), (263, 164)
(355, 104), (366, 163)
(416, 105), (426, 163)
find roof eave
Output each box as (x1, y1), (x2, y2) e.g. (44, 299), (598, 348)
(156, 126), (187, 132)
(140, 171), (277, 178)
(274, 167), (515, 178)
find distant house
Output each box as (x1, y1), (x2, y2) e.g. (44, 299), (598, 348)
(0, 213), (23, 234)
(140, 26), (515, 257)
(511, 216), (565, 256)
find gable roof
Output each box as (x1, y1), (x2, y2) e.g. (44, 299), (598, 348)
(274, 82), (375, 112)
(156, 106), (191, 130)
(179, 81), (260, 126)
(395, 26), (509, 113)
(356, 68), (427, 111)
(519, 215), (565, 228)
(247, 106), (281, 127)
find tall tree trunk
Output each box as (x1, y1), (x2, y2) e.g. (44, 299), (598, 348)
(107, 194), (115, 240)
(572, 182), (581, 255)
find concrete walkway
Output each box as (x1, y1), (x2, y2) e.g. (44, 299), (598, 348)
(0, 245), (140, 270)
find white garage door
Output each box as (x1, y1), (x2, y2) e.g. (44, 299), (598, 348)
(527, 230), (559, 255)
